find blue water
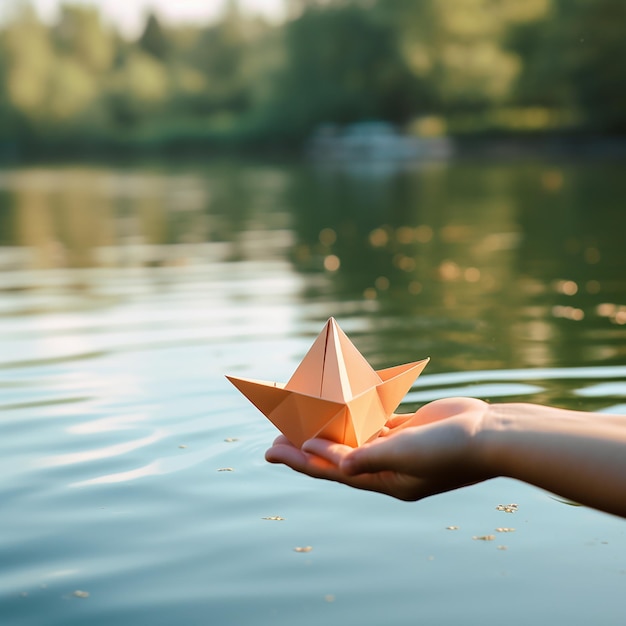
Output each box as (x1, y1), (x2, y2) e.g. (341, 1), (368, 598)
(1, 161), (625, 625)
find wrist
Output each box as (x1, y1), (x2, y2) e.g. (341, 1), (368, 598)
(475, 402), (571, 479)
(473, 402), (525, 479)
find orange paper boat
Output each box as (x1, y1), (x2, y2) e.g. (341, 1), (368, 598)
(226, 318), (429, 448)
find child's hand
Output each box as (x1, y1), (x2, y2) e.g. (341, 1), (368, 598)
(265, 397), (492, 501)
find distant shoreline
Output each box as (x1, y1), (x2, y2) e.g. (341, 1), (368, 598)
(1, 133), (626, 166)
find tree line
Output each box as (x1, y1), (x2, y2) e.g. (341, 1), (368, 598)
(1, 0), (624, 158)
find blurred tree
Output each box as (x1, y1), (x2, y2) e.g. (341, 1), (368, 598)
(0, 29), (19, 142)
(266, 2), (429, 138)
(0, 0), (624, 155)
(1, 4), (109, 134)
(194, 1), (250, 114)
(381, 0), (549, 114)
(139, 13), (170, 61)
(507, 8), (573, 112)
(45, 56), (98, 122)
(2, 6), (56, 118)
(573, 0), (626, 132)
(107, 49), (169, 127)
(510, 0), (626, 132)
(53, 4), (115, 73)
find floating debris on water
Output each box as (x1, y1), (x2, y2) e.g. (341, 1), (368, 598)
(217, 467), (234, 472)
(496, 503), (518, 513)
(294, 546), (313, 553)
(262, 516), (285, 521)
(224, 438), (239, 443)
(446, 525), (459, 530)
(178, 445), (187, 449)
(497, 545), (508, 551)
(473, 535), (496, 541)
(495, 527), (515, 533)
(324, 594), (335, 603)
(73, 590), (90, 598)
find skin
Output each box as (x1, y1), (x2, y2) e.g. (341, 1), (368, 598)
(265, 397), (626, 519)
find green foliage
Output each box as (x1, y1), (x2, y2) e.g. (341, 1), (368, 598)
(0, 0), (624, 156)
(262, 3), (433, 139)
(138, 13), (170, 60)
(380, 0), (545, 109)
(53, 4), (116, 73)
(508, 0), (626, 133)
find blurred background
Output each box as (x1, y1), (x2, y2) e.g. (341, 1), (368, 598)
(0, 0), (625, 158)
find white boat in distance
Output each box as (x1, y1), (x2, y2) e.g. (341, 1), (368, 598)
(307, 121), (454, 162)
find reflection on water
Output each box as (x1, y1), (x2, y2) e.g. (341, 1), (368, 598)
(1, 159), (625, 373)
(1, 158), (625, 626)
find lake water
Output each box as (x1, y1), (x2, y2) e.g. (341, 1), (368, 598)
(1, 157), (625, 626)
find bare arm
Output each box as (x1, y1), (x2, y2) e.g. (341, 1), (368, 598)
(479, 403), (626, 518)
(265, 398), (626, 518)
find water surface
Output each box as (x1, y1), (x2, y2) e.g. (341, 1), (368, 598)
(1, 158), (625, 625)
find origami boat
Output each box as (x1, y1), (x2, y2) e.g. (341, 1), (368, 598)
(226, 318), (429, 448)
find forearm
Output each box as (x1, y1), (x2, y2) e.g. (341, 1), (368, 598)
(479, 403), (626, 518)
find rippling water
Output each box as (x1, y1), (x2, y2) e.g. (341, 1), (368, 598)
(1, 159), (625, 625)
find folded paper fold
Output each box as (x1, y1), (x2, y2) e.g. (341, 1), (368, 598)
(226, 317), (429, 448)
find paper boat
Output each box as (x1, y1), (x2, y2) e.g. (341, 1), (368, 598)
(226, 318), (429, 448)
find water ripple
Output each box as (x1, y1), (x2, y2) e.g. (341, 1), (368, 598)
(35, 429), (166, 469)
(403, 365), (626, 406)
(414, 365), (626, 387)
(0, 396), (92, 412)
(69, 446), (221, 488)
(405, 382), (544, 402)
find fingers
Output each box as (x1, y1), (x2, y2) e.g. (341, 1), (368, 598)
(269, 430), (421, 478)
(271, 434), (293, 446)
(266, 435), (480, 502)
(265, 438), (350, 483)
(266, 436), (352, 471)
(265, 441), (306, 465)
(340, 430), (418, 476)
(301, 438), (353, 466)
